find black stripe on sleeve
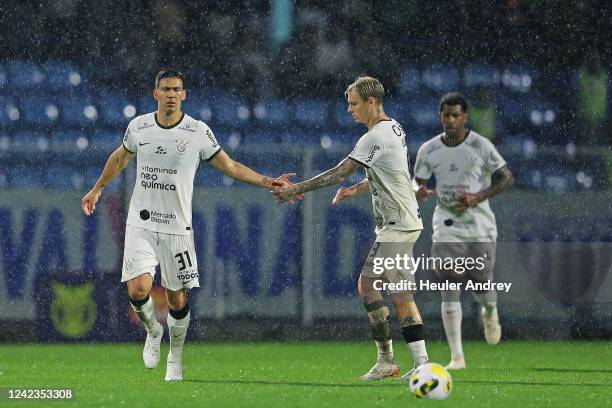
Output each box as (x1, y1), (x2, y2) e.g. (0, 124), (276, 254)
(122, 142), (136, 154)
(348, 156), (370, 168)
(205, 147), (222, 161)
(492, 163), (508, 174)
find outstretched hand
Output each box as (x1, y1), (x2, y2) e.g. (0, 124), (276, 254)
(81, 188), (102, 215)
(332, 187), (354, 205)
(271, 173), (304, 204)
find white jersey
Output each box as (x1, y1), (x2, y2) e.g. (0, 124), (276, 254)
(414, 130), (506, 241)
(348, 118), (423, 234)
(122, 112), (221, 235)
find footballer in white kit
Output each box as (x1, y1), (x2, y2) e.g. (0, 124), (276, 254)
(121, 111), (218, 291)
(349, 118), (423, 289)
(82, 70), (296, 382)
(414, 92), (514, 370)
(274, 76), (429, 382)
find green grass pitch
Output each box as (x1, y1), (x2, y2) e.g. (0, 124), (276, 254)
(0, 341), (611, 407)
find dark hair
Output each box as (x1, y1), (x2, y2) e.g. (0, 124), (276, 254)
(155, 70), (185, 89)
(439, 92), (468, 113)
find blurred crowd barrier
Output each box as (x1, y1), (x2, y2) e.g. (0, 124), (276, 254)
(0, 146), (611, 341)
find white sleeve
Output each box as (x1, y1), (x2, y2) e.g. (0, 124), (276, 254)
(348, 131), (384, 168)
(122, 119), (139, 154)
(413, 144), (432, 180)
(199, 123), (221, 161)
(482, 139), (506, 173)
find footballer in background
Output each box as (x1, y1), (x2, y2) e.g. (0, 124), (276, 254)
(413, 92), (514, 370)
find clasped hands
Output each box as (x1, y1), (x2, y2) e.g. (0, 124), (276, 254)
(270, 173), (303, 203)
(455, 188), (483, 210)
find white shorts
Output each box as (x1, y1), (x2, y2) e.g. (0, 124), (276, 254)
(431, 241), (496, 283)
(121, 225), (199, 291)
(361, 228), (421, 294)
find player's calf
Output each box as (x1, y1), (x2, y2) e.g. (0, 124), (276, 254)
(481, 305), (501, 345)
(401, 322), (428, 366)
(360, 299), (399, 380)
(165, 303), (190, 381)
(130, 294), (163, 368)
(366, 300), (394, 363)
(130, 293), (160, 333)
(398, 322), (429, 381)
(392, 295), (429, 377)
(440, 296), (465, 367)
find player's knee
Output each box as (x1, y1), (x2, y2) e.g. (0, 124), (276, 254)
(441, 301), (461, 315)
(166, 289), (187, 311)
(358, 275), (381, 301)
(364, 300), (391, 342)
(167, 298), (187, 311)
(127, 287), (150, 303)
(441, 290), (461, 302)
(472, 289), (497, 304)
(126, 274), (153, 302)
(357, 275), (367, 295)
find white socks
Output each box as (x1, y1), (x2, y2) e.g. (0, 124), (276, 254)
(442, 293), (498, 362)
(168, 312), (190, 359)
(407, 340), (428, 367)
(441, 301), (464, 360)
(131, 296), (158, 333)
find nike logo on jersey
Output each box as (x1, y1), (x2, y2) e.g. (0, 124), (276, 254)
(139, 142), (151, 146)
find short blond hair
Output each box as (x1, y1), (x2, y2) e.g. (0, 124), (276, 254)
(345, 75), (385, 104)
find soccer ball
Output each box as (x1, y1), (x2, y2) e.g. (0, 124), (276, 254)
(408, 363), (452, 400)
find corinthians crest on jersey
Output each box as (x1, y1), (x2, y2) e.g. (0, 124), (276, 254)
(175, 138), (190, 155)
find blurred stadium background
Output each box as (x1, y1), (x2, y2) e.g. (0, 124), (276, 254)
(0, 0), (611, 346)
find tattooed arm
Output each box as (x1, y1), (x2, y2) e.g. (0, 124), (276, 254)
(274, 157), (363, 202)
(456, 166), (514, 209)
